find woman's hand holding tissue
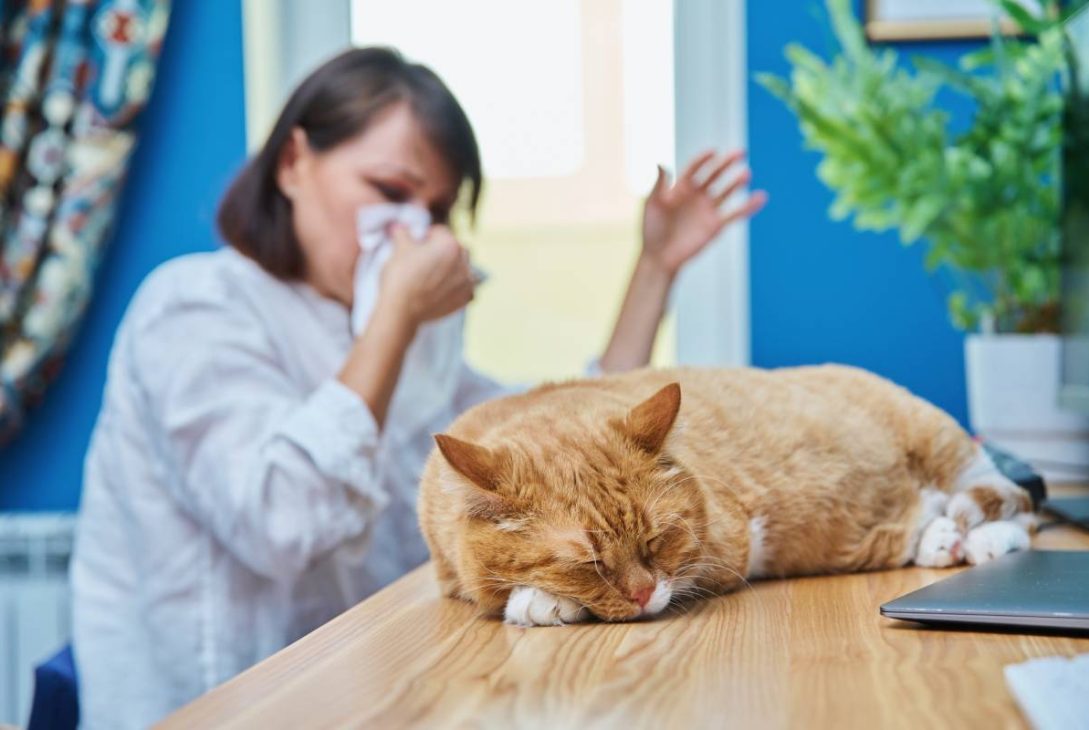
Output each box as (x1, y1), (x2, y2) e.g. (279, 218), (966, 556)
(378, 223), (476, 330)
(338, 222), (474, 428)
(640, 148), (768, 275)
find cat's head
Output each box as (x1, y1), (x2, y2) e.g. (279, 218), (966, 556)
(434, 383), (708, 622)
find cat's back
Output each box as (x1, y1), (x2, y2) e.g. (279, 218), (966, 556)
(447, 363), (908, 449)
(651, 365), (932, 508)
(662, 363), (914, 451)
(668, 363), (911, 424)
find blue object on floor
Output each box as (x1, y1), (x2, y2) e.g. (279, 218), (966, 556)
(27, 644), (79, 730)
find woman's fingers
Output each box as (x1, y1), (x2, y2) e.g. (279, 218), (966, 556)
(650, 165), (670, 197)
(446, 245), (474, 287)
(716, 190), (769, 229)
(440, 246), (476, 297)
(679, 149), (716, 185)
(712, 167), (753, 208)
(438, 276), (476, 318)
(388, 222), (418, 252)
(382, 224), (479, 323)
(698, 150), (746, 193)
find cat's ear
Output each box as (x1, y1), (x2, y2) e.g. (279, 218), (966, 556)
(616, 382), (682, 453)
(434, 434), (517, 521)
(434, 434), (504, 490)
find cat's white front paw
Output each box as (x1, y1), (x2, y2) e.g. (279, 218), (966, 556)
(964, 521), (1030, 565)
(504, 586), (589, 627)
(915, 516), (964, 567)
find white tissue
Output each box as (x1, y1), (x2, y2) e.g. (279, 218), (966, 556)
(352, 203), (464, 440)
(1005, 653), (1089, 730)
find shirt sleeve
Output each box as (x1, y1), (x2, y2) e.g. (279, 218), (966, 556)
(128, 296), (387, 581)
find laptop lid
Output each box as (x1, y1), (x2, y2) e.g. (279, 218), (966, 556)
(881, 550), (1089, 631)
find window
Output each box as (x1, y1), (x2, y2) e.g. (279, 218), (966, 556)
(351, 0), (676, 381)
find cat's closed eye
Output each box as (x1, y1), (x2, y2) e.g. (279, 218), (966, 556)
(645, 534), (666, 555)
(578, 557), (613, 576)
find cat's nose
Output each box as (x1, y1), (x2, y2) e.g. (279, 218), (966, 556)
(631, 585), (654, 608)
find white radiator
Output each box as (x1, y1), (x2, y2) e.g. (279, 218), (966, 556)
(0, 513), (75, 727)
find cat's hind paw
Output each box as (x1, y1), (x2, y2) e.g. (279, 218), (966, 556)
(504, 586), (589, 627)
(964, 521), (1030, 565)
(914, 516), (965, 567)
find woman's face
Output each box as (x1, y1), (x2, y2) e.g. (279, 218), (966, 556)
(276, 100), (460, 306)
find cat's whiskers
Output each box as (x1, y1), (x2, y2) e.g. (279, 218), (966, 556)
(668, 579), (717, 599)
(658, 512), (706, 549)
(643, 481), (676, 520)
(473, 569), (516, 583)
(665, 580), (720, 615)
(471, 565), (526, 595)
(477, 564), (515, 579)
(677, 558), (758, 598)
(674, 589), (716, 602)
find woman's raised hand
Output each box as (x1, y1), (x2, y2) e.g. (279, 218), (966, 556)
(640, 149), (768, 276)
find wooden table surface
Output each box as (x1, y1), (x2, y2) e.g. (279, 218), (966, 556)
(160, 487), (1089, 729)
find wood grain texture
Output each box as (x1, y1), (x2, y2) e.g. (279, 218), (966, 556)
(159, 487), (1089, 729)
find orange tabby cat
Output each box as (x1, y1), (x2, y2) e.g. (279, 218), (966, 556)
(418, 365), (1035, 627)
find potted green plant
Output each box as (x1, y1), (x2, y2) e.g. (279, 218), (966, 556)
(757, 0), (1089, 481)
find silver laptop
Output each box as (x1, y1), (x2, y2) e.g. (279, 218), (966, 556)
(881, 551), (1089, 631)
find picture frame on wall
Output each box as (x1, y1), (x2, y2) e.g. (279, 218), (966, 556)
(864, 0), (1039, 41)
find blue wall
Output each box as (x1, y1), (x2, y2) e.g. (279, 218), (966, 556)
(748, 2), (979, 427)
(0, 1), (247, 511)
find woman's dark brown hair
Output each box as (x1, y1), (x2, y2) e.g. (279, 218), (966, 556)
(217, 47), (482, 279)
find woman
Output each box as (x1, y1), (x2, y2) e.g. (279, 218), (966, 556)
(70, 47), (766, 728)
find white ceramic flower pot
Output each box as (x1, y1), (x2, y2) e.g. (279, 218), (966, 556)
(966, 333), (1089, 484)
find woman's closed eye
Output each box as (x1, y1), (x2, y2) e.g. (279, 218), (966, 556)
(370, 179), (451, 224)
(370, 179), (409, 203)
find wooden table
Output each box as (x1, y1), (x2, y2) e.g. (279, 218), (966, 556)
(160, 487), (1089, 729)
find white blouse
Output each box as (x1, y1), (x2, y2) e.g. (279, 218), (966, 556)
(70, 247), (514, 729)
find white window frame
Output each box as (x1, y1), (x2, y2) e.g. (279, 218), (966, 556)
(242, 0), (750, 366)
(242, 0), (353, 151)
(672, 0), (750, 367)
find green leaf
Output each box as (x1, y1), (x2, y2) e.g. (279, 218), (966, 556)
(754, 73), (794, 104)
(924, 244), (946, 271)
(785, 45), (830, 75)
(961, 40), (1030, 71)
(949, 292), (980, 331)
(901, 196), (946, 243)
(913, 56), (994, 99)
(996, 0), (1048, 34)
(1061, 0), (1089, 22)
(827, 0), (868, 63)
